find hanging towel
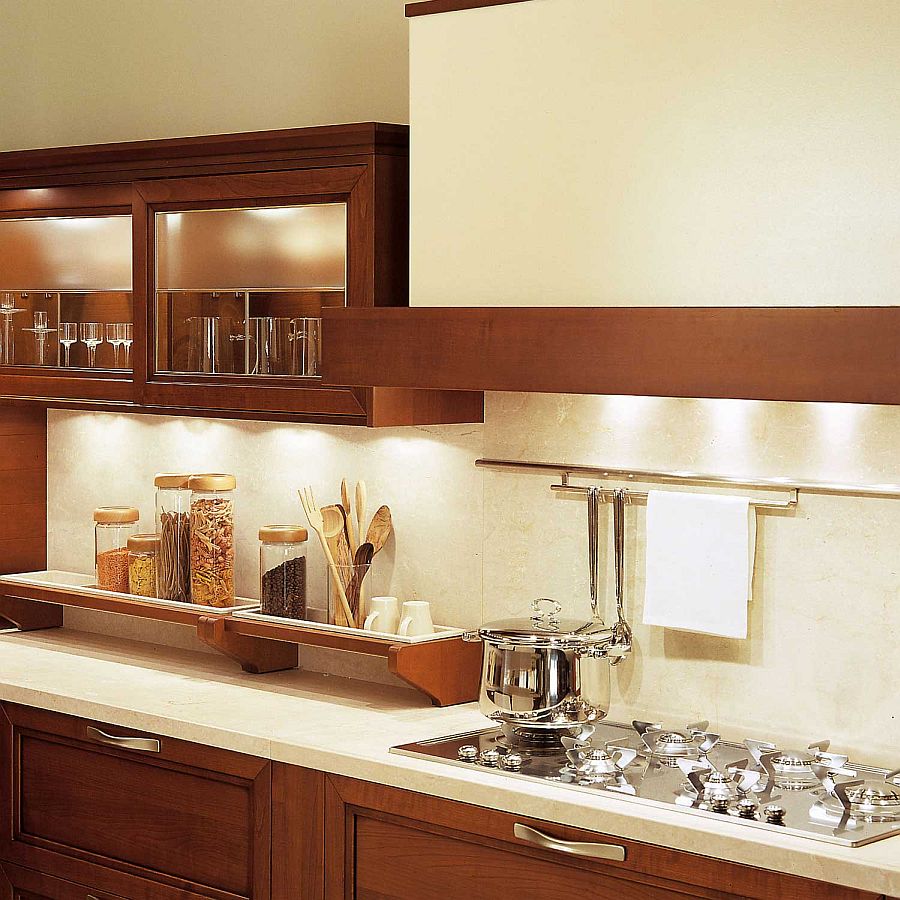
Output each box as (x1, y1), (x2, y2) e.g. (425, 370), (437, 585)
(642, 490), (756, 639)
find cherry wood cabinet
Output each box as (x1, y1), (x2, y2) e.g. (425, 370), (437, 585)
(0, 861), (129, 900)
(323, 775), (884, 900)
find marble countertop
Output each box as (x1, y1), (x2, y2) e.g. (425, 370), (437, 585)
(0, 629), (897, 897)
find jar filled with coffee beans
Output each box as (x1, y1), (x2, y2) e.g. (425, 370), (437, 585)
(259, 526), (307, 619)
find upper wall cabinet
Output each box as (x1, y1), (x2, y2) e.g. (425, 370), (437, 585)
(0, 126), (483, 425)
(0, 184), (135, 404)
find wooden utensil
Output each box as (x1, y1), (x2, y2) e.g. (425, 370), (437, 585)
(341, 478), (357, 553)
(354, 481), (367, 554)
(365, 505), (393, 555)
(346, 541), (374, 622)
(298, 488), (355, 629)
(321, 504), (355, 626)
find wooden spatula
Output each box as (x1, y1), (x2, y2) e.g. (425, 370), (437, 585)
(365, 505), (393, 555)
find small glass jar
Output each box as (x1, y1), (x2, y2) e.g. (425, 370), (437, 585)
(127, 533), (160, 598)
(155, 473), (192, 603)
(259, 526), (308, 619)
(189, 474), (236, 608)
(94, 507), (139, 592)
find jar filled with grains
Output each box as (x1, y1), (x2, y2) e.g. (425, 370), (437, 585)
(259, 526), (308, 619)
(155, 473), (192, 603)
(94, 507), (139, 593)
(189, 474), (236, 608)
(127, 533), (160, 598)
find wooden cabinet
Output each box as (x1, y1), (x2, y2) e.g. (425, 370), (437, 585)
(0, 703), (271, 900)
(0, 126), (483, 425)
(322, 775), (882, 900)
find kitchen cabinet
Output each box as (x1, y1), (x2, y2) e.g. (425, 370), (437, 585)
(0, 126), (483, 425)
(0, 861), (129, 900)
(322, 775), (883, 900)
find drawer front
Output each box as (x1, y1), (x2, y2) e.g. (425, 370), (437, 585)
(0, 862), (125, 900)
(325, 775), (882, 900)
(0, 704), (271, 900)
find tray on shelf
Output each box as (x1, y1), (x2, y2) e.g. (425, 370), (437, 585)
(234, 608), (466, 644)
(0, 571), (257, 615)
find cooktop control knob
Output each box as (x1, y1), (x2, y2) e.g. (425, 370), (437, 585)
(457, 745), (479, 762)
(764, 804), (786, 825)
(500, 752), (523, 771)
(737, 799), (758, 819)
(709, 796), (730, 814)
(479, 748), (501, 767)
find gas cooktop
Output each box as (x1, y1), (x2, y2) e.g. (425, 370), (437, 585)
(391, 719), (900, 847)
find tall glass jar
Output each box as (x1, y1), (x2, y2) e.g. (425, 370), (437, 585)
(127, 533), (159, 598)
(94, 507), (139, 592)
(155, 473), (192, 603)
(259, 526), (307, 619)
(189, 474), (236, 607)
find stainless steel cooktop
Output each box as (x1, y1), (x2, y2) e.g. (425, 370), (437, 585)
(391, 719), (900, 848)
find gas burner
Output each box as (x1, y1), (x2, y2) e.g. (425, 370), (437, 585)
(677, 758), (760, 811)
(632, 720), (719, 767)
(746, 739), (849, 791)
(821, 771), (900, 823)
(558, 736), (637, 787)
(496, 720), (593, 752)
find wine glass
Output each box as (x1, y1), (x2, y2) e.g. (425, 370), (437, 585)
(58, 323), (77, 367)
(26, 311), (52, 366)
(121, 322), (134, 368)
(80, 322), (102, 367)
(106, 322), (123, 368)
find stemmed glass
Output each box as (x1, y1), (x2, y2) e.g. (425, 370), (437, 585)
(58, 323), (77, 367)
(24, 311), (54, 366)
(0, 292), (25, 366)
(106, 323), (123, 368)
(121, 323), (134, 368)
(79, 322), (103, 367)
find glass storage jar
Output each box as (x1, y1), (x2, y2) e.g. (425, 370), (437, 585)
(189, 474), (236, 607)
(127, 533), (160, 598)
(259, 526), (308, 619)
(155, 473), (192, 603)
(94, 507), (139, 592)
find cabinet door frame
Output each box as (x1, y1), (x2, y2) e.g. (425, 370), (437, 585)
(0, 703), (272, 900)
(133, 166), (374, 419)
(0, 183), (135, 404)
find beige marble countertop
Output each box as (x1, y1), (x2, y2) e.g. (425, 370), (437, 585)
(0, 629), (897, 897)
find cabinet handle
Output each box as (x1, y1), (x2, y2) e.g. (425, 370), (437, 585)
(87, 895), (101, 900)
(513, 823), (626, 862)
(86, 726), (160, 753)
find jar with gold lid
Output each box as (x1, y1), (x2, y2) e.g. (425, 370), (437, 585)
(189, 474), (236, 607)
(94, 507), (139, 593)
(127, 533), (159, 598)
(259, 525), (308, 619)
(154, 473), (192, 603)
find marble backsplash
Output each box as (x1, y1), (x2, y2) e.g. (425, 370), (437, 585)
(47, 396), (900, 762)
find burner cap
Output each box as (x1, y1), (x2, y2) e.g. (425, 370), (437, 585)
(771, 749), (816, 773)
(846, 783), (900, 812)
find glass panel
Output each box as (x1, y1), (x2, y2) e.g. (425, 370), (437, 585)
(0, 214), (133, 371)
(155, 203), (346, 378)
(0, 216), (131, 292)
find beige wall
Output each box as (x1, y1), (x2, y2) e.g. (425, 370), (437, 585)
(410, 0), (900, 306)
(0, 0), (409, 151)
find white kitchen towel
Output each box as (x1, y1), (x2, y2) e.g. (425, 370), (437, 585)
(642, 490), (756, 639)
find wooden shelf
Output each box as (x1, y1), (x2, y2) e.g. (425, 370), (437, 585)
(0, 578), (481, 707)
(321, 306), (900, 405)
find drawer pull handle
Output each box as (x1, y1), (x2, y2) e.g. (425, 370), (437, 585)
(87, 895), (100, 900)
(513, 823), (626, 862)
(86, 726), (160, 753)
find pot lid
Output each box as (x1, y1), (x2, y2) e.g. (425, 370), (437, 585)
(478, 616), (613, 648)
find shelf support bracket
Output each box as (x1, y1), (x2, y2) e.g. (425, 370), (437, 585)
(0, 594), (64, 632)
(387, 636), (482, 707)
(196, 616), (299, 675)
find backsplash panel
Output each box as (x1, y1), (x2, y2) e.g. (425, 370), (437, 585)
(483, 393), (900, 765)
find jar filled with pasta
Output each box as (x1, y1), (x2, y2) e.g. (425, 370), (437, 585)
(189, 474), (236, 607)
(127, 533), (160, 598)
(155, 473), (192, 603)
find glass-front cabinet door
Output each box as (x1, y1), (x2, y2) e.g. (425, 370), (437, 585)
(0, 213), (134, 386)
(135, 166), (386, 420)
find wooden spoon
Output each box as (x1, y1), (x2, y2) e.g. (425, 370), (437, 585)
(341, 478), (357, 552)
(365, 505), (393, 555)
(321, 504), (355, 626)
(347, 541), (374, 622)
(354, 481), (367, 554)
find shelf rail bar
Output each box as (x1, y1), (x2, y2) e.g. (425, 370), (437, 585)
(475, 458), (900, 509)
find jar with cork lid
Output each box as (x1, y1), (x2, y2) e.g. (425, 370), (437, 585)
(154, 473), (192, 603)
(259, 526), (308, 619)
(94, 507), (139, 592)
(127, 533), (159, 598)
(189, 474), (236, 607)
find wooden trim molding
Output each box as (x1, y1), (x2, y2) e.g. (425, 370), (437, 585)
(321, 306), (900, 405)
(407, 0), (533, 17)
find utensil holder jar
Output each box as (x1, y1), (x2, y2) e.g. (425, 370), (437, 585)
(155, 473), (192, 603)
(189, 474), (236, 608)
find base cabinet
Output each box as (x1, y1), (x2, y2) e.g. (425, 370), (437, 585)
(0, 703), (887, 900)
